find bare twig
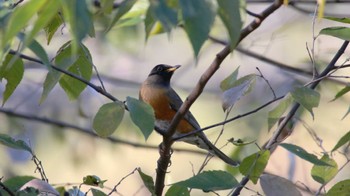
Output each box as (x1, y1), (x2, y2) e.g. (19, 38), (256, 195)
(256, 67), (276, 99)
(32, 155), (49, 182)
(299, 119), (327, 153)
(108, 168), (138, 195)
(209, 36), (349, 86)
(11, 0), (24, 8)
(310, 4), (319, 78)
(174, 95), (284, 141)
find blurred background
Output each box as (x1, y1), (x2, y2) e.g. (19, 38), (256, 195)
(1, 1), (350, 195)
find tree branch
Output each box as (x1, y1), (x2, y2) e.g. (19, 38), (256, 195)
(209, 37), (348, 86)
(233, 40), (350, 195)
(154, 0), (285, 195)
(0, 107), (208, 155)
(8, 50), (120, 103)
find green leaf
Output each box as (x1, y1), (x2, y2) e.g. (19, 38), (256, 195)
(83, 175), (107, 188)
(173, 170), (238, 191)
(40, 42), (79, 103)
(0, 133), (32, 154)
(221, 74), (256, 111)
(268, 95), (293, 131)
(331, 131), (350, 152)
(291, 87), (320, 119)
(105, 0), (137, 32)
(91, 188), (107, 196)
(179, 0), (216, 56)
(58, 43), (93, 100)
(149, 0), (177, 33)
(165, 185), (189, 196)
(225, 148), (242, 176)
(144, 6), (157, 41)
(280, 143), (330, 166)
(137, 168), (155, 195)
(44, 13), (64, 45)
(324, 16), (350, 24)
(228, 138), (256, 147)
(320, 27), (350, 41)
(0, 53), (24, 105)
(126, 97), (155, 140)
(332, 85), (350, 101)
(239, 150), (270, 184)
(23, 37), (50, 67)
(114, 17), (143, 28)
(61, 0), (95, 44)
(311, 154), (338, 184)
(2, 0), (47, 48)
(68, 187), (85, 196)
(24, 0), (61, 47)
(217, 0), (244, 49)
(93, 102), (125, 138)
(260, 174), (302, 196)
(220, 66), (240, 91)
(326, 179), (350, 196)
(0, 176), (35, 195)
(55, 187), (67, 196)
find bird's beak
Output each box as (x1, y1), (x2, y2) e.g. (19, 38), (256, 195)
(166, 65), (181, 72)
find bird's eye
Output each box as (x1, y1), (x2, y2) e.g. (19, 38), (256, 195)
(156, 66), (163, 72)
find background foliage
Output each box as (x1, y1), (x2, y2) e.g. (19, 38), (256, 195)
(1, 0), (350, 195)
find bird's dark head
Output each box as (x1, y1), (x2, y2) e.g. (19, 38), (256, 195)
(146, 64), (181, 86)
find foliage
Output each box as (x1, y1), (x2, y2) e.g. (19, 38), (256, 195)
(0, 0), (350, 195)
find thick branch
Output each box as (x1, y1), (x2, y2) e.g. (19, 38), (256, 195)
(154, 0), (284, 195)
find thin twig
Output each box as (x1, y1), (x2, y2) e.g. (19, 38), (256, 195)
(8, 50), (120, 103)
(256, 67), (276, 99)
(173, 95), (284, 141)
(299, 119), (327, 153)
(209, 36), (349, 86)
(32, 155), (49, 182)
(11, 0), (24, 8)
(246, 9), (262, 19)
(108, 168), (138, 195)
(311, 3), (319, 78)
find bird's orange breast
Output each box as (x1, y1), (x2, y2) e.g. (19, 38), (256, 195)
(139, 84), (195, 133)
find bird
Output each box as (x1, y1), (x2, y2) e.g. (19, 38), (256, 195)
(139, 64), (239, 166)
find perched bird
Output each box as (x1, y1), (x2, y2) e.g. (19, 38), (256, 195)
(139, 64), (239, 166)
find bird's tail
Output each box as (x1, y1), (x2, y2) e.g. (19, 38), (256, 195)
(180, 133), (239, 167)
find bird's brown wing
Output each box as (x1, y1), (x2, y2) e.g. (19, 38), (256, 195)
(166, 88), (201, 130)
(167, 88), (239, 167)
